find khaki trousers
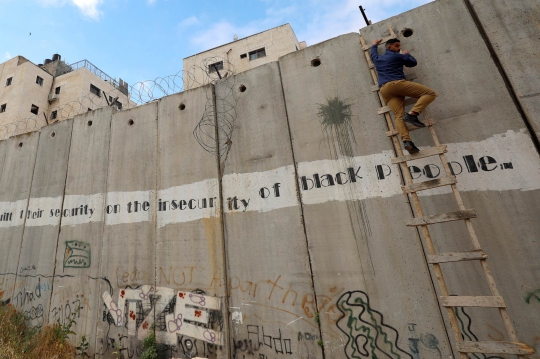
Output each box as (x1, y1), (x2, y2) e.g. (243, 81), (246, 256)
(380, 80), (437, 142)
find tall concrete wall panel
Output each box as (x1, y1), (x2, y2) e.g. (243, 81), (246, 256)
(156, 87), (228, 359)
(49, 108), (113, 355)
(0, 134), (37, 304)
(279, 33), (451, 359)
(97, 103), (158, 357)
(361, 0), (540, 355)
(13, 120), (72, 327)
(216, 62), (323, 359)
(469, 0), (540, 136)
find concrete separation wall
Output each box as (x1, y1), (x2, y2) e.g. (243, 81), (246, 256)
(0, 1), (539, 358)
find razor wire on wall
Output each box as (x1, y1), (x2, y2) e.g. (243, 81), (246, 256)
(0, 56), (238, 152)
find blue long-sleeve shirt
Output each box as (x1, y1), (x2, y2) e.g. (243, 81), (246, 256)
(370, 45), (417, 87)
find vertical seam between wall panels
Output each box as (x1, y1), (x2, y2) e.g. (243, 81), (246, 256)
(93, 108), (115, 355)
(153, 102), (159, 329)
(212, 83), (231, 359)
(277, 62), (326, 359)
(462, 0), (540, 154)
(47, 121), (75, 321)
(12, 132), (40, 300)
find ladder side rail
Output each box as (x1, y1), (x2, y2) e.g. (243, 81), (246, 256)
(424, 111), (521, 339)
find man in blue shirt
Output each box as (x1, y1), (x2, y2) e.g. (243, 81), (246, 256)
(371, 38), (437, 154)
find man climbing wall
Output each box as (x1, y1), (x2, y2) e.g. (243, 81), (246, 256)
(370, 38), (438, 154)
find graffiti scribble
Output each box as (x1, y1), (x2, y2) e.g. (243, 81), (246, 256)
(336, 290), (412, 359)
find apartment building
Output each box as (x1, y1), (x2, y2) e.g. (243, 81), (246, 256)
(183, 23), (306, 88)
(0, 54), (132, 137)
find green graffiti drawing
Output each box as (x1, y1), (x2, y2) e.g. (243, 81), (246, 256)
(63, 240), (91, 269)
(336, 290), (412, 359)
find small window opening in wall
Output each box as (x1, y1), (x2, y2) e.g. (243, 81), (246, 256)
(0, 104), (6, 113)
(240, 53), (247, 59)
(90, 84), (101, 97)
(6, 77), (12, 86)
(55, 86), (61, 95)
(50, 132), (56, 138)
(87, 120), (93, 126)
(30, 104), (39, 115)
(128, 119), (134, 126)
(18, 142), (23, 148)
(208, 61), (224, 73)
(401, 28), (414, 37)
(249, 47), (266, 61)
(114, 100), (122, 110)
(179, 103), (186, 110)
(311, 58), (321, 67)
(50, 110), (57, 120)
(239, 84), (247, 92)
(36, 76), (44, 86)
(109, 95), (113, 103)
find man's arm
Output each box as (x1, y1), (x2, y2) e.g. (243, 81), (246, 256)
(400, 50), (417, 67)
(370, 39), (382, 61)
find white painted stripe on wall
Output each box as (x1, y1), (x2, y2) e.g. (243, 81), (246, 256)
(0, 130), (537, 228)
(222, 165), (299, 213)
(0, 200), (27, 228)
(157, 179), (219, 228)
(105, 190), (154, 225)
(25, 196), (63, 227)
(298, 151), (403, 205)
(61, 193), (105, 226)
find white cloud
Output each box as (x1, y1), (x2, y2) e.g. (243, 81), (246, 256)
(36, 0), (102, 19)
(71, 0), (103, 19)
(147, 0), (156, 5)
(190, 21), (260, 50)
(5, 52), (11, 60)
(178, 16), (200, 28)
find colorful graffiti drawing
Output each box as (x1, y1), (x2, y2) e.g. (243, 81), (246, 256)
(336, 290), (412, 359)
(102, 286), (223, 345)
(63, 240), (91, 269)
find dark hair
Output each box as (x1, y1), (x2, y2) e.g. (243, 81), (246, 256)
(385, 38), (400, 47)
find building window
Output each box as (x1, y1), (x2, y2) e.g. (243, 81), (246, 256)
(0, 104), (6, 113)
(115, 100), (123, 110)
(90, 84), (101, 97)
(240, 53), (247, 59)
(109, 95), (113, 103)
(51, 110), (57, 120)
(36, 76), (44, 86)
(30, 104), (39, 115)
(249, 48), (266, 61)
(55, 86), (61, 95)
(6, 77), (12, 86)
(208, 61), (223, 73)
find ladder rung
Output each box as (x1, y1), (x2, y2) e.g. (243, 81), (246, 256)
(362, 44), (372, 51)
(402, 176), (457, 193)
(456, 341), (535, 355)
(371, 85), (379, 92)
(427, 250), (487, 264)
(369, 63), (375, 69)
(385, 119), (435, 137)
(441, 296), (505, 308)
(377, 106), (391, 114)
(406, 74), (417, 81)
(391, 145), (447, 164)
(405, 209), (477, 226)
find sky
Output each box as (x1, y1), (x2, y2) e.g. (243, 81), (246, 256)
(0, 0), (433, 87)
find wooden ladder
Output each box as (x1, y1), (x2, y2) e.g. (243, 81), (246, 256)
(359, 27), (535, 359)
